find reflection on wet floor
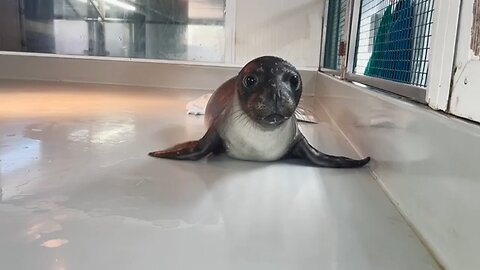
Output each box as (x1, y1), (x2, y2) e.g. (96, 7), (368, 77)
(0, 79), (440, 270)
(0, 0), (225, 62)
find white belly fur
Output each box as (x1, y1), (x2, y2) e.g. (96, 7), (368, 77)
(219, 97), (297, 161)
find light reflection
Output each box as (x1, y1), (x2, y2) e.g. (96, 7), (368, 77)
(0, 90), (176, 118)
(91, 121), (135, 144)
(27, 220), (63, 239)
(105, 0), (136, 11)
(188, 0), (224, 20)
(68, 129), (90, 143)
(0, 138), (40, 174)
(68, 120), (135, 144)
(76, 0), (131, 11)
(41, 239), (69, 248)
(53, 257), (68, 270)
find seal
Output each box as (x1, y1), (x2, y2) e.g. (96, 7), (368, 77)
(149, 56), (370, 168)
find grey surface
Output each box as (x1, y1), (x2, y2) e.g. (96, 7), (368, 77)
(0, 79), (439, 270)
(317, 71), (480, 270)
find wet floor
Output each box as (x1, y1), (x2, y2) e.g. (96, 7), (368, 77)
(0, 79), (439, 270)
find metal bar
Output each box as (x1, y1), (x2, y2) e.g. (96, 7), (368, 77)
(64, 0), (81, 18)
(319, 0), (330, 71)
(17, 0), (27, 51)
(335, 0), (344, 70)
(224, 0), (236, 64)
(323, 0), (338, 70)
(345, 73), (427, 103)
(340, 0), (354, 78)
(346, 0), (361, 74)
(88, 0), (104, 21)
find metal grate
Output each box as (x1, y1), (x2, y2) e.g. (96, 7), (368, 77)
(353, 0), (434, 87)
(323, 0), (347, 70)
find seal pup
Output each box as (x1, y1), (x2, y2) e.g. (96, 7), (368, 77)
(149, 56), (370, 168)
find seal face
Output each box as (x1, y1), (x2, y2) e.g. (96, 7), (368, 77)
(236, 56), (302, 128)
(148, 56), (371, 168)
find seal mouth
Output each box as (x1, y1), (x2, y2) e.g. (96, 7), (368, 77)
(262, 113), (288, 126)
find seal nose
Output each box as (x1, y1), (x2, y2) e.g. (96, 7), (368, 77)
(274, 91), (278, 109)
(272, 89), (282, 111)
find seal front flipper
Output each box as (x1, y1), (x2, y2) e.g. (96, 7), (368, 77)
(148, 128), (223, 161)
(288, 135), (370, 168)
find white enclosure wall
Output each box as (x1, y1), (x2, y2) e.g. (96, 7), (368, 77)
(316, 72), (480, 270)
(233, 0), (324, 68)
(449, 0), (480, 122)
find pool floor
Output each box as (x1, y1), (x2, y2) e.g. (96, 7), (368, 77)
(0, 80), (439, 270)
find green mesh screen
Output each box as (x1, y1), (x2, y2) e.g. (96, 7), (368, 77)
(353, 0), (434, 87)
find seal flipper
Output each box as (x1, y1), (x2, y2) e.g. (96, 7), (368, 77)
(287, 135), (370, 168)
(148, 128), (223, 161)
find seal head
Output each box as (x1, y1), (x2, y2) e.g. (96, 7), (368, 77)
(236, 56), (302, 128)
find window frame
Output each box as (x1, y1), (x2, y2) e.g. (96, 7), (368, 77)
(319, 0), (347, 77)
(320, 0), (459, 107)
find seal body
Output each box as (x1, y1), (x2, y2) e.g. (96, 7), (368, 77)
(149, 56), (370, 168)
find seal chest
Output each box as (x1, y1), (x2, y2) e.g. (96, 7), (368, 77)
(219, 97), (297, 161)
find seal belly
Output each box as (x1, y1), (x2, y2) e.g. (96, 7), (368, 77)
(219, 97), (297, 161)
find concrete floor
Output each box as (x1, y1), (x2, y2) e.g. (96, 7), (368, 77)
(0, 80), (439, 270)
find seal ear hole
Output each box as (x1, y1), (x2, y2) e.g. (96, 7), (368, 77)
(243, 75), (258, 89)
(289, 75), (300, 89)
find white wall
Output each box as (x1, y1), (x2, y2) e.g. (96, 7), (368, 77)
(449, 0), (480, 122)
(317, 72), (480, 270)
(233, 0), (324, 68)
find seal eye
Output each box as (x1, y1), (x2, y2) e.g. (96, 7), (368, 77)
(289, 75), (299, 89)
(243, 75), (258, 89)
